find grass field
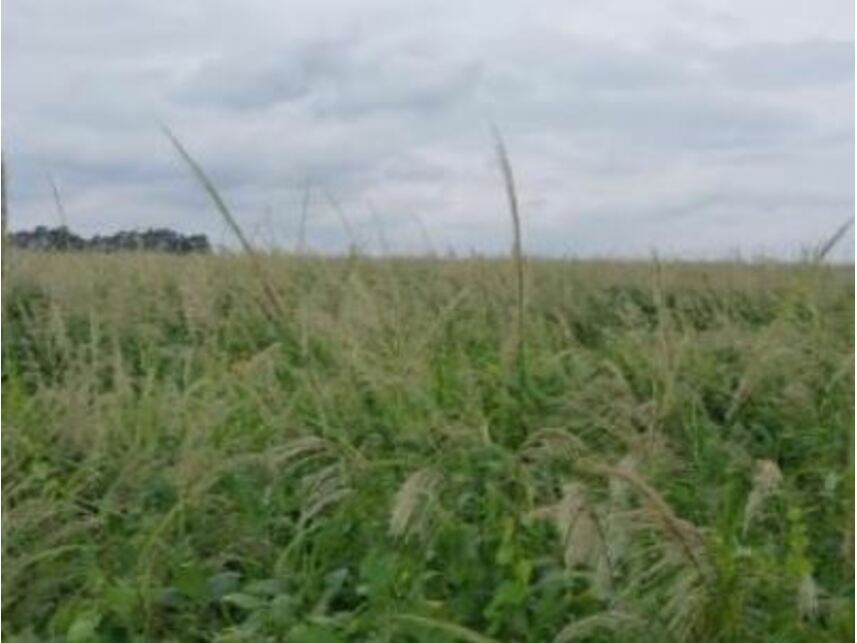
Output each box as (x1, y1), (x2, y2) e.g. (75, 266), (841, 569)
(2, 249), (854, 641)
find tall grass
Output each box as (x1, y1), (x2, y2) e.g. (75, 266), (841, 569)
(492, 127), (528, 392)
(1, 130), (854, 642)
(2, 247), (852, 641)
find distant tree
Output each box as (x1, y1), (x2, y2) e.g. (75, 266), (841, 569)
(9, 226), (211, 254)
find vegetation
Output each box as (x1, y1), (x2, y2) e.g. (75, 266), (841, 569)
(8, 226), (211, 254)
(2, 246), (853, 641)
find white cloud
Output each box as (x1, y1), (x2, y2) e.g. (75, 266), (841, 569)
(3, 0), (854, 260)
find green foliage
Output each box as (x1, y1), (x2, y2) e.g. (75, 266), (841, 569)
(2, 253), (853, 641)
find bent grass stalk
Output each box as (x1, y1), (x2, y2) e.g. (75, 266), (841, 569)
(297, 178), (312, 254)
(162, 125), (286, 322)
(46, 170), (68, 229)
(814, 217), (854, 262)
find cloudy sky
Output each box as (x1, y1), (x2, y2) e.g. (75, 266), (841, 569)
(3, 0), (854, 259)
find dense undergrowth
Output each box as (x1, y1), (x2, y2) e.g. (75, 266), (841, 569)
(2, 252), (853, 641)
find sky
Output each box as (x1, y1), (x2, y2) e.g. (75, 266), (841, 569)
(3, 0), (855, 260)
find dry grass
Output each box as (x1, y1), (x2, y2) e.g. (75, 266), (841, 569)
(389, 467), (443, 539)
(2, 249), (853, 641)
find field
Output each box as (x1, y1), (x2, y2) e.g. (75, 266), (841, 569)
(2, 250), (854, 641)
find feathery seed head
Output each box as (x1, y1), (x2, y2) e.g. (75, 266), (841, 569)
(389, 467), (443, 539)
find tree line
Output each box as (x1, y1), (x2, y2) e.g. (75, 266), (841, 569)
(8, 226), (211, 254)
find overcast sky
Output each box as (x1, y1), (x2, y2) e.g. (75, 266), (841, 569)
(3, 0), (854, 259)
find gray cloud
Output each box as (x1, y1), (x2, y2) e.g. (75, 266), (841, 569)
(169, 38), (354, 112)
(3, 0), (853, 260)
(173, 55), (314, 112)
(714, 39), (854, 89)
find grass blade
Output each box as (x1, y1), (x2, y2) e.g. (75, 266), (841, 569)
(393, 614), (499, 643)
(161, 125), (254, 254)
(322, 188), (359, 252)
(46, 170), (68, 229)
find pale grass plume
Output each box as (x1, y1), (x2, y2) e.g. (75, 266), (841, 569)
(227, 341), (280, 379)
(269, 444), (355, 571)
(661, 567), (707, 640)
(253, 436), (355, 525)
(582, 460), (707, 574)
(603, 454), (636, 561)
(270, 436), (339, 469)
(583, 458), (713, 641)
(609, 454), (637, 504)
(389, 467), (443, 539)
(725, 338), (792, 422)
(553, 611), (647, 643)
(742, 459), (783, 535)
(524, 481), (607, 573)
(797, 572), (819, 621)
(299, 482), (352, 528)
(279, 444), (353, 528)
(555, 482), (601, 568)
(171, 435), (342, 507)
(519, 428), (589, 464)
(300, 462), (347, 503)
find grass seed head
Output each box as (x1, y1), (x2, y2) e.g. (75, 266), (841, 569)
(797, 572), (820, 621)
(389, 467), (443, 539)
(743, 459), (783, 535)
